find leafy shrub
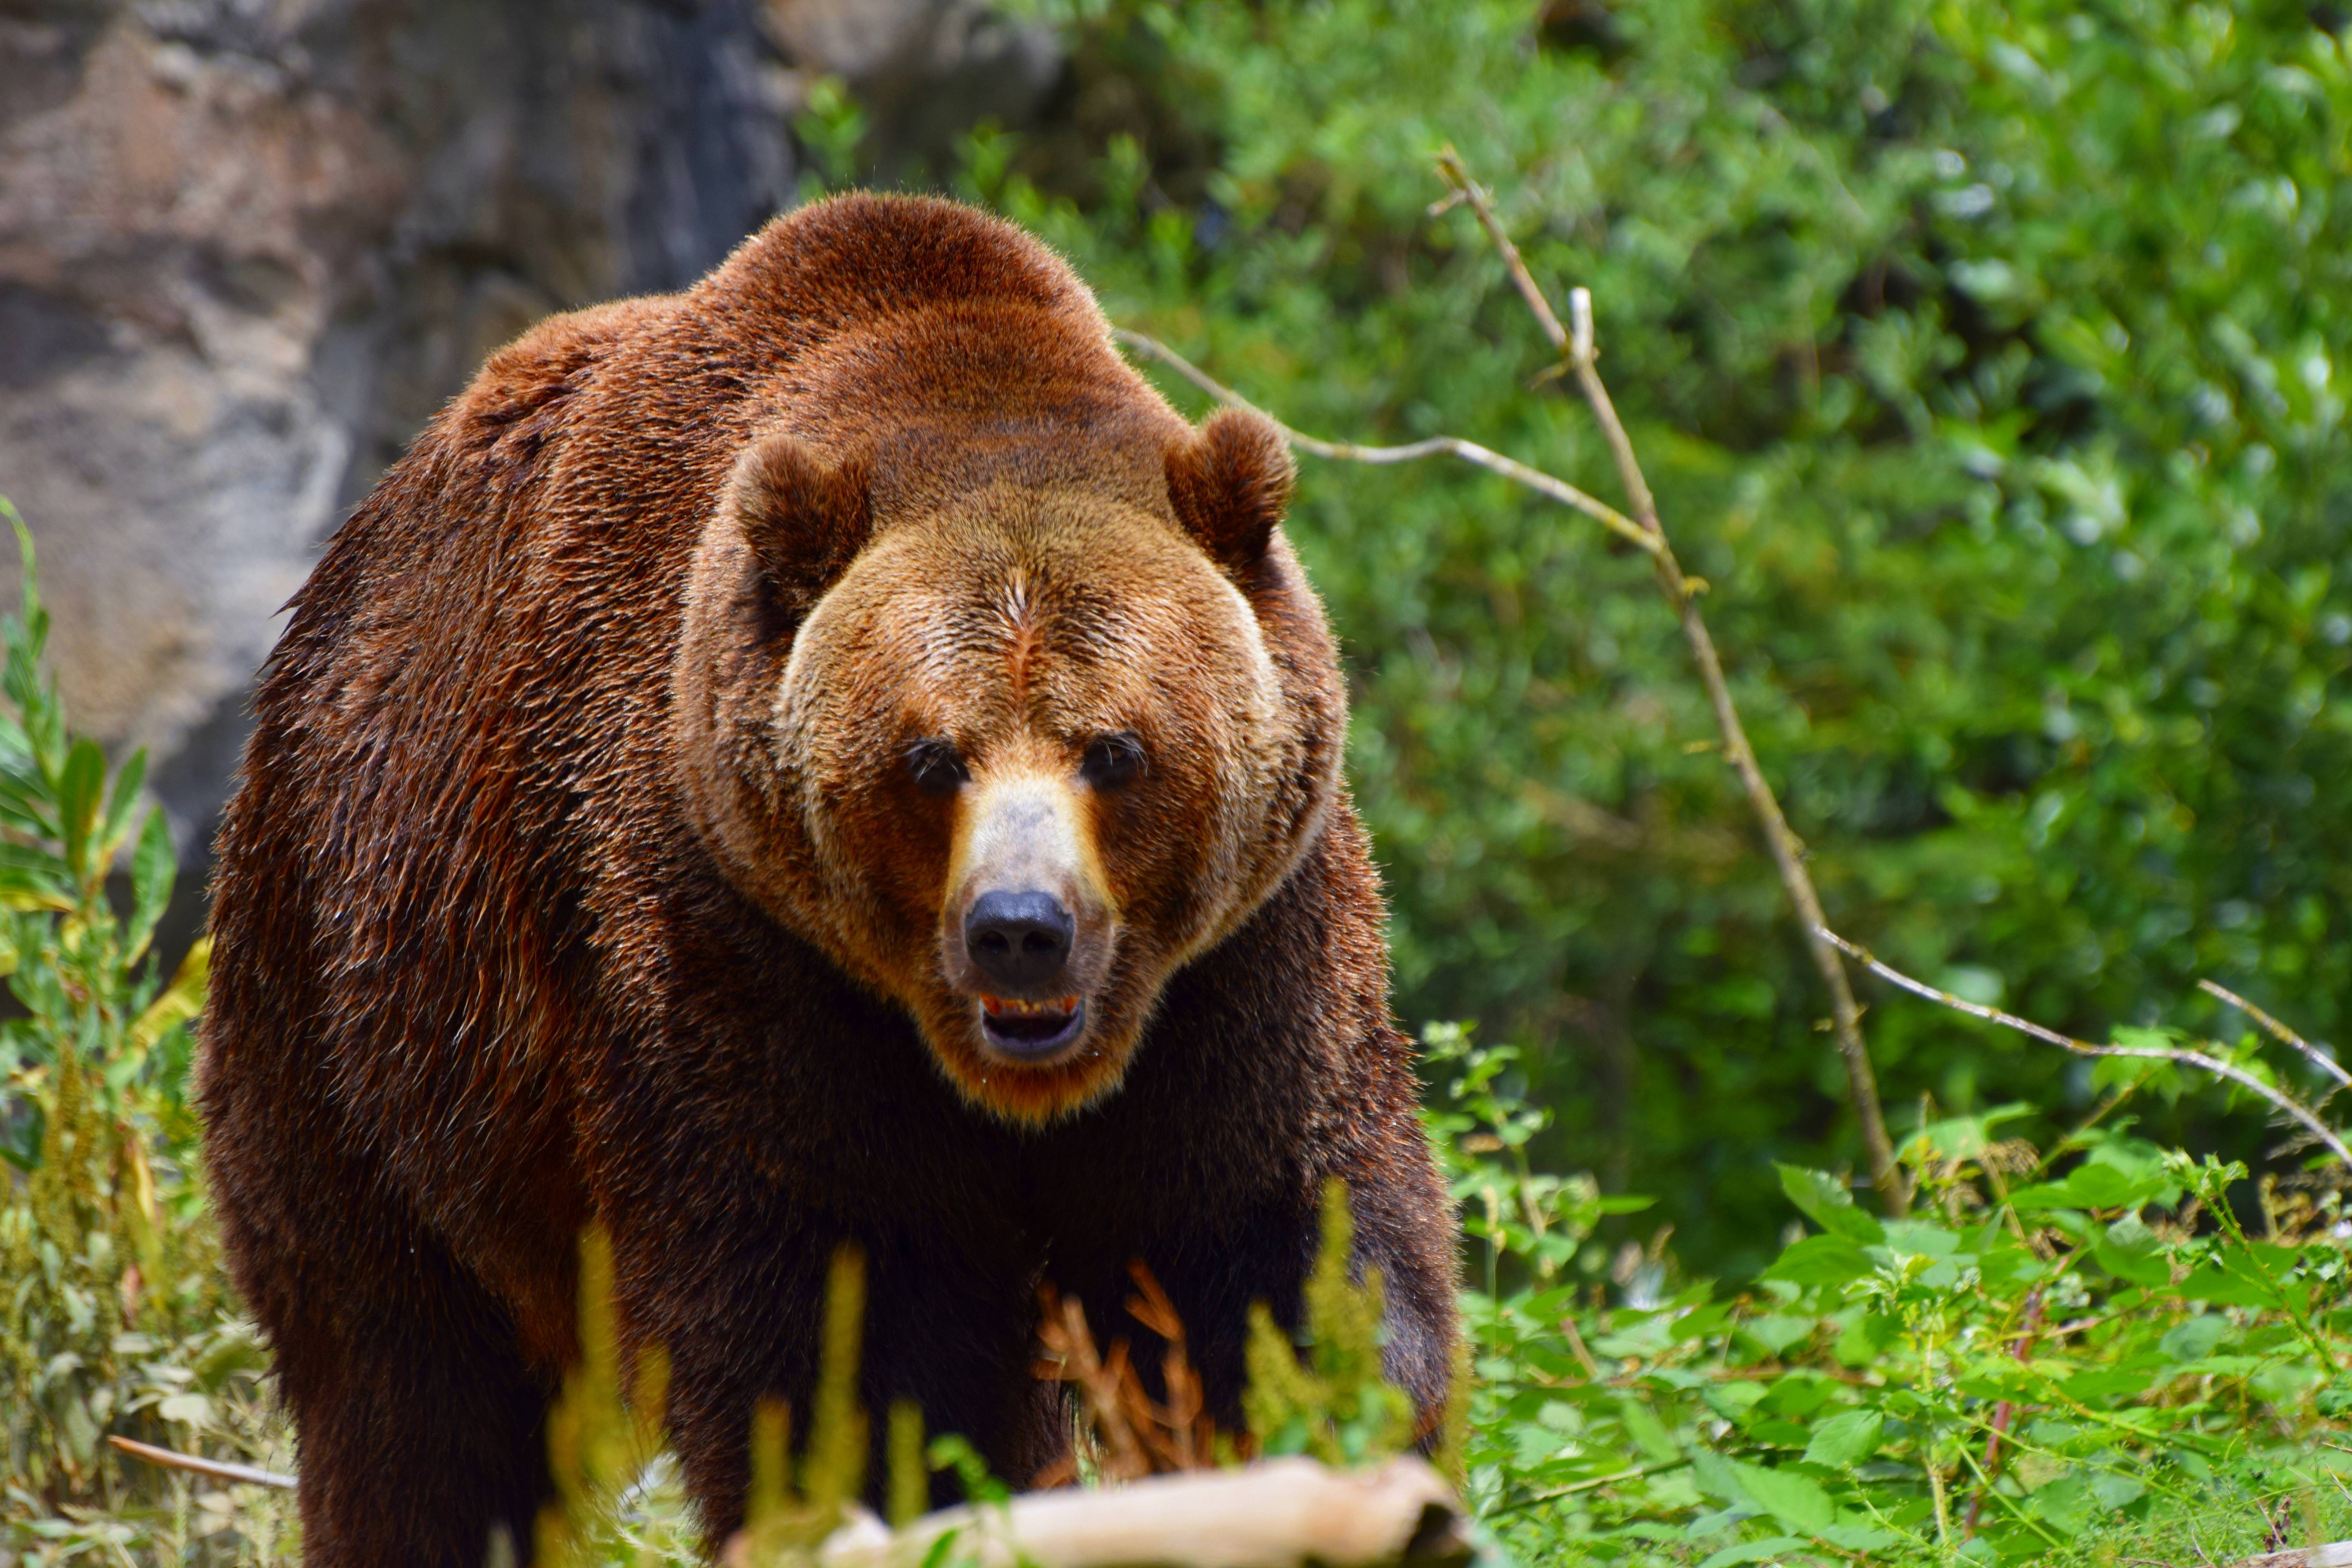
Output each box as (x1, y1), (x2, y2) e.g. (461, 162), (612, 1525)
(968, 0), (2352, 1269)
(0, 503), (289, 1565)
(1432, 1018), (2352, 1565)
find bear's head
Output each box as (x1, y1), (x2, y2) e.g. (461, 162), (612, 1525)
(674, 403), (1344, 1122)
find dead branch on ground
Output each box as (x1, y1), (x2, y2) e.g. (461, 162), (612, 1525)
(104, 1434), (296, 1490)
(792, 1456), (1472, 1568)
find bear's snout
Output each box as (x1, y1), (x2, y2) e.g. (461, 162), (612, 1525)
(963, 890), (1074, 989)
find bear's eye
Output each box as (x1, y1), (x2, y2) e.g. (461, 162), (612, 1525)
(1080, 732), (1146, 791)
(904, 739), (969, 797)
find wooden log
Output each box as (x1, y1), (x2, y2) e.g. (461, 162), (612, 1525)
(724, 1457), (1472, 1568)
(2226, 1548), (2352, 1568)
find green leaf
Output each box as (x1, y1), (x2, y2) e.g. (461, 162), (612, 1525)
(1735, 1462), (1837, 1534)
(2156, 1314), (2230, 1363)
(2011, 1159), (2165, 1214)
(1618, 1396), (1681, 1465)
(2174, 1265), (2276, 1308)
(1762, 1234), (1875, 1287)
(127, 807), (176, 963)
(99, 744), (145, 860)
(1818, 1524), (1898, 1552)
(56, 736), (103, 882)
(1775, 1163), (1886, 1244)
(1697, 1539), (1809, 1568)
(1879, 1220), (1962, 1258)
(1802, 1408), (1885, 1468)
(1690, 1448), (1749, 1504)
(2092, 1214), (2171, 1289)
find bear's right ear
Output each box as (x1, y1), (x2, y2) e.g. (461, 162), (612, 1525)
(720, 432), (873, 639)
(1165, 407), (1294, 577)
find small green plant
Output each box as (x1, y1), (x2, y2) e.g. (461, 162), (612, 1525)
(1242, 1179), (1421, 1467)
(535, 1226), (677, 1568)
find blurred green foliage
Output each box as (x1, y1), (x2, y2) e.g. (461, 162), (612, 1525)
(0, 504), (289, 1564)
(924, 0), (2352, 1267)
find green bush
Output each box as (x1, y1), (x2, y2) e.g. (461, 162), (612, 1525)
(0, 503), (289, 1565)
(1431, 1019), (2352, 1564)
(956, 0), (2352, 1268)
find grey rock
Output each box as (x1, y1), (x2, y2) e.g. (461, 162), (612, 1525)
(0, 0), (1061, 880)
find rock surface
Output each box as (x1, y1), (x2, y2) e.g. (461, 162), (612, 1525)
(0, 0), (1055, 869)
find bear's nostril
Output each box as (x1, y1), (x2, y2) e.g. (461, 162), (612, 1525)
(964, 890), (1075, 990)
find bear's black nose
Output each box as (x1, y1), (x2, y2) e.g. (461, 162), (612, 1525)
(964, 890), (1074, 989)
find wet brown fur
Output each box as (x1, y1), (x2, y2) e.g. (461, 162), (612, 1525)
(198, 194), (1457, 1566)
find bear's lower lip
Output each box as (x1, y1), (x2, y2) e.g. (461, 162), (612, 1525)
(977, 996), (1085, 1060)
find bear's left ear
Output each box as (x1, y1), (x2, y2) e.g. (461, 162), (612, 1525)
(720, 432), (874, 639)
(1165, 407), (1294, 576)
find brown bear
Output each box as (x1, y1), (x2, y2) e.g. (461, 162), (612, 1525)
(197, 193), (1458, 1566)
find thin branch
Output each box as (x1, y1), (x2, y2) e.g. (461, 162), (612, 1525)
(1432, 151), (1571, 354)
(1496, 1459), (1687, 1515)
(2202, 978), (2351, 1093)
(1820, 928), (2352, 1171)
(1432, 149), (1904, 1213)
(1110, 328), (1661, 557)
(106, 1434), (296, 1490)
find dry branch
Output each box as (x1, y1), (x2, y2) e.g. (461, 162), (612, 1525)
(1119, 152), (1908, 1209)
(795, 1457), (1471, 1568)
(1818, 927), (2352, 1170)
(105, 1434), (296, 1490)
(1430, 147), (1902, 1214)
(2202, 978), (2352, 1098)
(1110, 329), (1659, 557)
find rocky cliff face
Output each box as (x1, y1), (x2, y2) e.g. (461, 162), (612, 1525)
(0, 0), (1054, 872)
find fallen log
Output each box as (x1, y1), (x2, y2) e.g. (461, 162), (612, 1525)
(727, 1456), (1472, 1568)
(2225, 1548), (2352, 1568)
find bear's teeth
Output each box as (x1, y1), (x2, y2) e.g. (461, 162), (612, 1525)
(979, 995), (1078, 1018)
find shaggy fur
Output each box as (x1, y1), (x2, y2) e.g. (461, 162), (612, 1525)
(198, 194), (1457, 1567)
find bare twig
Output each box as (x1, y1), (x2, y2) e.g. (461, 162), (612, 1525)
(106, 1434), (296, 1490)
(1432, 148), (1904, 1213)
(1111, 329), (1661, 557)
(1820, 929), (2352, 1170)
(1496, 1459), (1687, 1514)
(2202, 978), (2351, 1094)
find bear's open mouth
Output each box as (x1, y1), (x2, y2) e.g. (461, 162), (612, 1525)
(978, 994), (1085, 1059)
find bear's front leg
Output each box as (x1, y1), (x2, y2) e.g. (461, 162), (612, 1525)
(261, 1218), (557, 1568)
